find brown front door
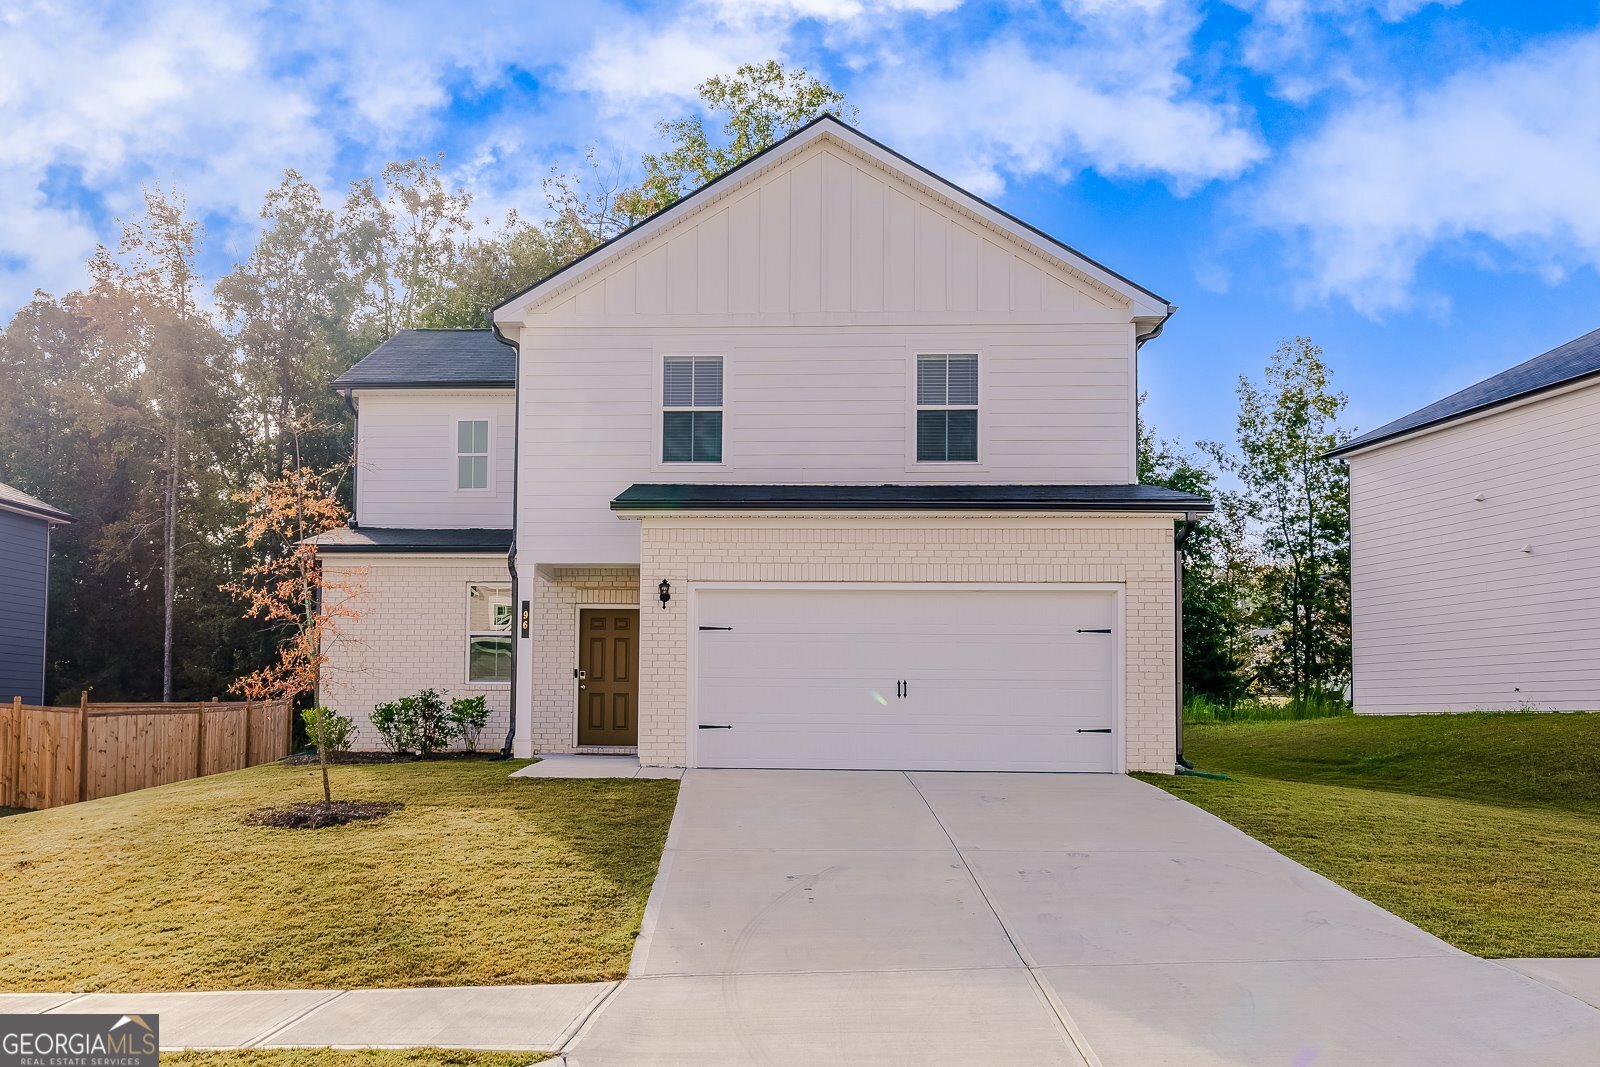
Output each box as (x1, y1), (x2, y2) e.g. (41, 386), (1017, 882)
(577, 609), (639, 746)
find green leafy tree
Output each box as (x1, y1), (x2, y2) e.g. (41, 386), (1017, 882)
(340, 156), (474, 339)
(546, 61), (853, 247)
(79, 186), (241, 701)
(216, 170), (365, 473)
(1137, 406), (1255, 703)
(1205, 338), (1352, 704)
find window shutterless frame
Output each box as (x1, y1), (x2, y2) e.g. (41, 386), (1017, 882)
(661, 354), (725, 463)
(911, 353), (981, 464)
(465, 582), (513, 684)
(453, 416), (493, 493)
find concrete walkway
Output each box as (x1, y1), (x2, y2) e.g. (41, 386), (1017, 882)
(0, 985), (613, 1051)
(558, 769), (1600, 1066)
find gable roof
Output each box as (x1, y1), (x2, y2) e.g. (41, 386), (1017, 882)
(1329, 327), (1600, 458)
(0, 480), (71, 524)
(332, 329), (514, 391)
(492, 114), (1172, 325)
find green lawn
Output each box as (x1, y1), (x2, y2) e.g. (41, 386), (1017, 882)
(164, 1051), (546, 1067)
(0, 759), (677, 992)
(1142, 713), (1600, 958)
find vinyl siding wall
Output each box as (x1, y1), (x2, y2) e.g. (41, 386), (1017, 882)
(353, 389), (514, 530)
(0, 509), (49, 704)
(506, 140), (1141, 566)
(1348, 379), (1600, 713)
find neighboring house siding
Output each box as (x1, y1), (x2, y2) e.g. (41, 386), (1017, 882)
(318, 555), (512, 749)
(1348, 379), (1600, 713)
(507, 140), (1140, 565)
(0, 509), (49, 704)
(354, 389), (514, 529)
(625, 514), (1176, 772)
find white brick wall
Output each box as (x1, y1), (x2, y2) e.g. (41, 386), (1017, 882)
(319, 554), (513, 751)
(627, 514), (1177, 773)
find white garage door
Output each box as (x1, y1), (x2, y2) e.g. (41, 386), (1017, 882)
(693, 587), (1118, 772)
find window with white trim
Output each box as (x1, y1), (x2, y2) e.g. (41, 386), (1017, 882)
(916, 354), (978, 462)
(467, 583), (512, 683)
(457, 419), (490, 489)
(662, 356), (723, 463)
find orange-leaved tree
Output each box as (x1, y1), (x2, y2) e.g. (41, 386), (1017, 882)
(224, 460), (363, 805)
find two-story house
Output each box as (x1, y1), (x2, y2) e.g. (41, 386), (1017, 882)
(316, 116), (1210, 773)
(0, 480), (71, 705)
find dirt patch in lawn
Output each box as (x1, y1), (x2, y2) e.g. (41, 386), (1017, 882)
(244, 800), (403, 829)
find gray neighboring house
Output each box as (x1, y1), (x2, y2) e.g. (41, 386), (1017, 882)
(1330, 326), (1600, 713)
(0, 481), (71, 705)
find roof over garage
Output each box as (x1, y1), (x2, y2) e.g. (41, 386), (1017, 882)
(612, 483), (1212, 513)
(331, 329), (514, 390)
(1330, 326), (1600, 458)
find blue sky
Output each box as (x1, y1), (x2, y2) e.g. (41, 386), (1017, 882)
(4, 0), (1599, 450)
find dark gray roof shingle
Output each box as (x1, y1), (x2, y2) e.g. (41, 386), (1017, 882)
(307, 527), (512, 553)
(611, 483), (1211, 512)
(0, 480), (71, 523)
(1330, 327), (1600, 457)
(332, 330), (514, 390)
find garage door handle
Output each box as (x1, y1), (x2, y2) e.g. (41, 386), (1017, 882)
(698, 724), (733, 730)
(1076, 628), (1112, 634)
(1077, 728), (1113, 734)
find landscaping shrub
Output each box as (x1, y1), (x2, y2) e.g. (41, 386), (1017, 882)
(450, 695), (490, 753)
(411, 688), (451, 755)
(302, 705), (356, 753)
(370, 697), (418, 754)
(299, 705), (356, 806)
(371, 689), (453, 756)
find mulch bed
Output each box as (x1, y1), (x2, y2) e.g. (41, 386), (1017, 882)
(281, 750), (499, 766)
(243, 800), (403, 829)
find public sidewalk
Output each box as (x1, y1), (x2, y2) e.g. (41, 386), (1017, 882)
(0, 984), (615, 1052)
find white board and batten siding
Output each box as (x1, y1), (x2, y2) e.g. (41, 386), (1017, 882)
(1348, 378), (1600, 713)
(353, 389), (515, 529)
(501, 134), (1147, 566)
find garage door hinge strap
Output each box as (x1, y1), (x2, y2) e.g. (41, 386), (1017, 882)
(1076, 628), (1112, 634)
(698, 724), (733, 729)
(699, 626), (734, 631)
(1077, 728), (1113, 733)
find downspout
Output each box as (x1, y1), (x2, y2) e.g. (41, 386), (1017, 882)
(340, 389), (359, 528)
(490, 320), (522, 760)
(1174, 512), (1198, 771)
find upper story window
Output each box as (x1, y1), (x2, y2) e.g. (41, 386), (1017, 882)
(916, 354), (978, 462)
(457, 419), (490, 490)
(663, 355), (723, 463)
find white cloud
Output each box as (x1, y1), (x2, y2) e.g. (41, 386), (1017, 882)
(1251, 30), (1600, 313)
(1229, 0), (1463, 101)
(860, 2), (1265, 196)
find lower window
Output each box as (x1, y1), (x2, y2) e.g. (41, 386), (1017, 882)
(467, 583), (513, 683)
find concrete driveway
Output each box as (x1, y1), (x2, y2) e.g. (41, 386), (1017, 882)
(563, 770), (1600, 1065)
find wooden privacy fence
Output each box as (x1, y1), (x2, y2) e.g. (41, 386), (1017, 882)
(0, 695), (293, 811)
